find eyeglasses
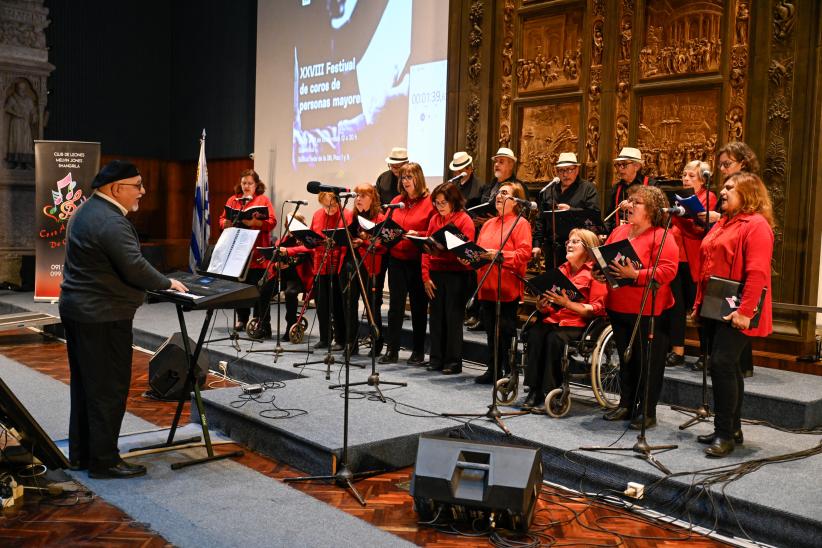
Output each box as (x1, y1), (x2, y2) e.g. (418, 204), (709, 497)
(401, 175), (414, 180)
(614, 162), (632, 169)
(719, 160), (738, 169)
(557, 167), (576, 174)
(118, 182), (144, 190)
(498, 189), (512, 196)
(566, 238), (584, 245)
(434, 200), (449, 207)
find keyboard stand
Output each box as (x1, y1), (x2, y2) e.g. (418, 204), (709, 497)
(130, 304), (244, 469)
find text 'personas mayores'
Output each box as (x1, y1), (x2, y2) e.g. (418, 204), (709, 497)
(299, 57), (356, 80)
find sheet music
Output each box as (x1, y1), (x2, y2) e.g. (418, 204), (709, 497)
(207, 227), (260, 279)
(357, 215), (376, 231)
(288, 217), (311, 232)
(444, 231), (465, 250)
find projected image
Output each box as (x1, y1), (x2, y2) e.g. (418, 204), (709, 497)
(286, 0), (447, 182)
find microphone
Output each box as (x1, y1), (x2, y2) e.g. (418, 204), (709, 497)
(284, 199), (308, 205)
(664, 205), (687, 216)
(382, 202), (406, 210)
(338, 191), (357, 199)
(539, 177), (560, 194)
(512, 197), (538, 210)
(306, 181), (353, 194)
(701, 169), (711, 182)
(446, 172), (468, 183)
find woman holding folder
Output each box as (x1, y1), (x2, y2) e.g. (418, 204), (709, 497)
(470, 182), (532, 384)
(691, 172), (773, 457)
(597, 185), (678, 429)
(521, 228), (607, 412)
(421, 181), (475, 374)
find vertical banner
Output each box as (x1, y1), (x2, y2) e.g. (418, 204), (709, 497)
(33, 141), (100, 301)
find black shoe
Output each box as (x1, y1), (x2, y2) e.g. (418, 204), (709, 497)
(697, 430), (744, 445)
(464, 316), (479, 327)
(531, 403), (547, 414)
(379, 349), (398, 364)
(475, 370), (494, 384)
(690, 357), (707, 372)
(442, 363), (462, 375)
(467, 321), (485, 332)
(665, 352), (685, 367)
(407, 351), (425, 365)
(331, 342), (345, 352)
(281, 332), (291, 343)
(314, 340), (329, 349)
(368, 338), (384, 358)
(603, 407), (631, 421)
(742, 369), (753, 378)
(518, 392), (538, 409)
(705, 437), (735, 457)
(629, 415), (657, 430)
(88, 460), (147, 479)
(234, 321), (245, 332)
(426, 362), (443, 372)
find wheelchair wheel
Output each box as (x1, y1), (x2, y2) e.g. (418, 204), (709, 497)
(590, 325), (620, 409)
(495, 376), (518, 405)
(246, 318), (265, 340)
(289, 322), (305, 344)
(545, 388), (571, 418)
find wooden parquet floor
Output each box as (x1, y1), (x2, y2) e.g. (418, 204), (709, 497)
(0, 329), (730, 547)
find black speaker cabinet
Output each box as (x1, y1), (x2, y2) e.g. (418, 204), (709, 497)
(411, 435), (542, 531)
(148, 333), (209, 401)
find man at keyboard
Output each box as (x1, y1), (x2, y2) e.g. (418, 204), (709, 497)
(59, 160), (188, 480)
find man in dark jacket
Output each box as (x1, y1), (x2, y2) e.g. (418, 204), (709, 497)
(374, 146), (407, 205)
(60, 160), (188, 479)
(448, 151), (483, 208)
(604, 147), (655, 232)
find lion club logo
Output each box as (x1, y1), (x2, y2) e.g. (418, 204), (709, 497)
(43, 172), (86, 224)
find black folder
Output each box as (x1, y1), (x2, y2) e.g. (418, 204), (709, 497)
(700, 276), (767, 328)
(587, 239), (642, 289)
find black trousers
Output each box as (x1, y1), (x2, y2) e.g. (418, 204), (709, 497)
(340, 259), (365, 346)
(607, 309), (669, 418)
(236, 268), (274, 329)
(280, 267), (304, 331)
(316, 273), (346, 345)
(428, 270), (472, 367)
(523, 323), (583, 396)
(480, 299), (519, 374)
(386, 258), (427, 353)
(705, 319), (749, 437)
(64, 318), (133, 469)
(668, 262), (700, 350)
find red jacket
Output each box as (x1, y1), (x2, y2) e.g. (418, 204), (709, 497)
(476, 214), (532, 302)
(389, 194), (436, 261)
(538, 262), (607, 327)
(604, 223), (679, 316)
(671, 188), (717, 281)
(218, 194), (277, 270)
(694, 213), (773, 337)
(307, 208), (353, 276)
(352, 210), (387, 277)
(276, 234), (314, 292)
(421, 210), (475, 283)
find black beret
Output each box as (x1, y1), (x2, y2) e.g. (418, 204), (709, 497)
(91, 160), (140, 189)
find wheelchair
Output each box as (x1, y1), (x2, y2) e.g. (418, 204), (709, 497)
(495, 315), (620, 418)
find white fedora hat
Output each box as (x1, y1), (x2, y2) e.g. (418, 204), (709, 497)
(449, 151), (473, 171)
(614, 147), (643, 163)
(491, 147), (517, 161)
(555, 152), (579, 167)
(385, 147), (409, 165)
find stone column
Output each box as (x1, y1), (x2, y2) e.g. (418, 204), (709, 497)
(0, 0), (53, 288)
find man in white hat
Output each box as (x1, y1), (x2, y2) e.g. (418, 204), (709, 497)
(605, 146), (655, 231)
(479, 147), (529, 205)
(533, 152), (600, 266)
(448, 151), (483, 208)
(375, 146), (408, 206)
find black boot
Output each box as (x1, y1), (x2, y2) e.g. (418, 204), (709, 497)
(379, 348), (398, 364)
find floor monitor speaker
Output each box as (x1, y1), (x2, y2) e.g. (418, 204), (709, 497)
(149, 332), (209, 401)
(411, 434), (542, 531)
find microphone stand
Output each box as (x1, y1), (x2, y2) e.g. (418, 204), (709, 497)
(442, 199), (530, 435)
(671, 168), (716, 428)
(334, 206), (406, 400)
(581, 215), (678, 475)
(286, 193), (381, 506)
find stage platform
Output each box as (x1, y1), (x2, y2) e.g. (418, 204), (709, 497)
(2, 290), (821, 547)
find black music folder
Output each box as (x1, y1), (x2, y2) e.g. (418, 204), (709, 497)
(322, 227), (352, 247)
(407, 223), (467, 251)
(587, 239), (642, 289)
(700, 276), (767, 328)
(224, 205), (270, 224)
(658, 184), (693, 208)
(524, 269), (582, 302)
(357, 215), (405, 248)
(542, 207), (605, 237)
(443, 231), (491, 268)
(287, 218), (324, 248)
(466, 200), (496, 218)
